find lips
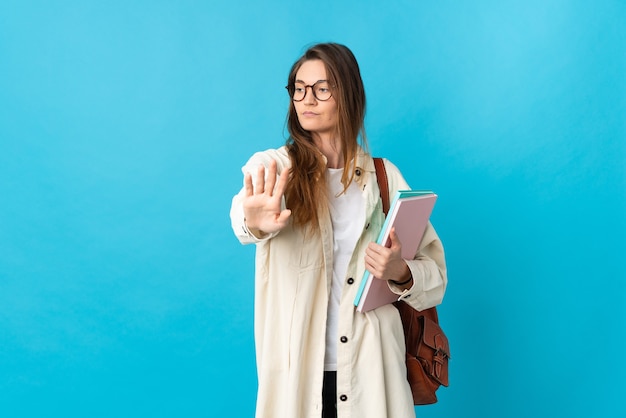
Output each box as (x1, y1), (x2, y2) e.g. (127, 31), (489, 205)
(302, 111), (319, 116)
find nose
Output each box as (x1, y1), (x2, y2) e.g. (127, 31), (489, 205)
(303, 86), (317, 105)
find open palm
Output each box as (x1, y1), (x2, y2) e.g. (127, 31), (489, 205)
(242, 159), (291, 235)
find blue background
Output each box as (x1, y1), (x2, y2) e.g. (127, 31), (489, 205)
(1, 1), (624, 417)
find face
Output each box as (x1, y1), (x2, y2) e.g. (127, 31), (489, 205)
(292, 59), (338, 139)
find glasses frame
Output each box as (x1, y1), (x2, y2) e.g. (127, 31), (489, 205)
(285, 80), (333, 102)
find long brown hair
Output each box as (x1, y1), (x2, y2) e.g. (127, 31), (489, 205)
(284, 43), (368, 230)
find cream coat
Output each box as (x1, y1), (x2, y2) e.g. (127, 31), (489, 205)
(230, 146), (447, 418)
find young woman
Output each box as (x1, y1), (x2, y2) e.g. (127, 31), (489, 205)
(230, 43), (447, 418)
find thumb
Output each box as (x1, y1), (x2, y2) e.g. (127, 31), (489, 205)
(389, 227), (403, 250)
(275, 209), (292, 225)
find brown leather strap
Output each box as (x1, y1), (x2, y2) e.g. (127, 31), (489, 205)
(373, 157), (390, 216)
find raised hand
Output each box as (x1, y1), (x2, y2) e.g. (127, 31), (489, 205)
(242, 159), (291, 236)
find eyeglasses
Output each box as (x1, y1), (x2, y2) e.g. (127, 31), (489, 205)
(285, 81), (333, 102)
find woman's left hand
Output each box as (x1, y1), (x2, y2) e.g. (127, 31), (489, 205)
(364, 227), (412, 284)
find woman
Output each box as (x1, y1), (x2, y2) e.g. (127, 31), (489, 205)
(230, 43), (447, 418)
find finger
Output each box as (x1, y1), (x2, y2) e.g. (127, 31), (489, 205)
(255, 164), (265, 194)
(364, 253), (381, 272)
(244, 172), (254, 196)
(274, 166), (290, 198)
(367, 242), (385, 255)
(364, 261), (382, 279)
(264, 160), (278, 196)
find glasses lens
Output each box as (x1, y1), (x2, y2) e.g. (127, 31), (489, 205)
(313, 83), (331, 101)
(292, 84), (306, 101)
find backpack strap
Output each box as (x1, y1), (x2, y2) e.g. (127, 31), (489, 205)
(373, 157), (390, 216)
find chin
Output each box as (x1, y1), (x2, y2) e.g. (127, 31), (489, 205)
(299, 122), (332, 134)
(300, 123), (319, 132)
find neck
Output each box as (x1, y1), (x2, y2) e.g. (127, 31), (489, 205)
(313, 133), (343, 168)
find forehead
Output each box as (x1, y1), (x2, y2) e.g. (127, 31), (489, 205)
(295, 59), (328, 83)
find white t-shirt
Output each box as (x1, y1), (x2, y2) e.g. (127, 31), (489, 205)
(324, 167), (365, 371)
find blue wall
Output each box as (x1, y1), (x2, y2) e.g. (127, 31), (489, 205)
(1, 1), (624, 417)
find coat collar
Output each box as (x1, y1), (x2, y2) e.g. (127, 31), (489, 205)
(317, 146), (375, 185)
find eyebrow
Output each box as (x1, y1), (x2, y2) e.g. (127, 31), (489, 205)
(294, 79), (328, 84)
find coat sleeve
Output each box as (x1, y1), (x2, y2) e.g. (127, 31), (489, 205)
(382, 159), (448, 311)
(389, 222), (447, 311)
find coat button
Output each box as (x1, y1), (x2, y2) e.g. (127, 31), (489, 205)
(347, 278), (354, 285)
(340, 394), (348, 402)
(340, 336), (348, 343)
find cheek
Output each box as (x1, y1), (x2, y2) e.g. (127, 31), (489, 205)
(320, 101), (336, 116)
(292, 102), (302, 115)
(325, 107), (338, 124)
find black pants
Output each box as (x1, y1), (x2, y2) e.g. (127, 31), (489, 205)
(322, 371), (337, 418)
